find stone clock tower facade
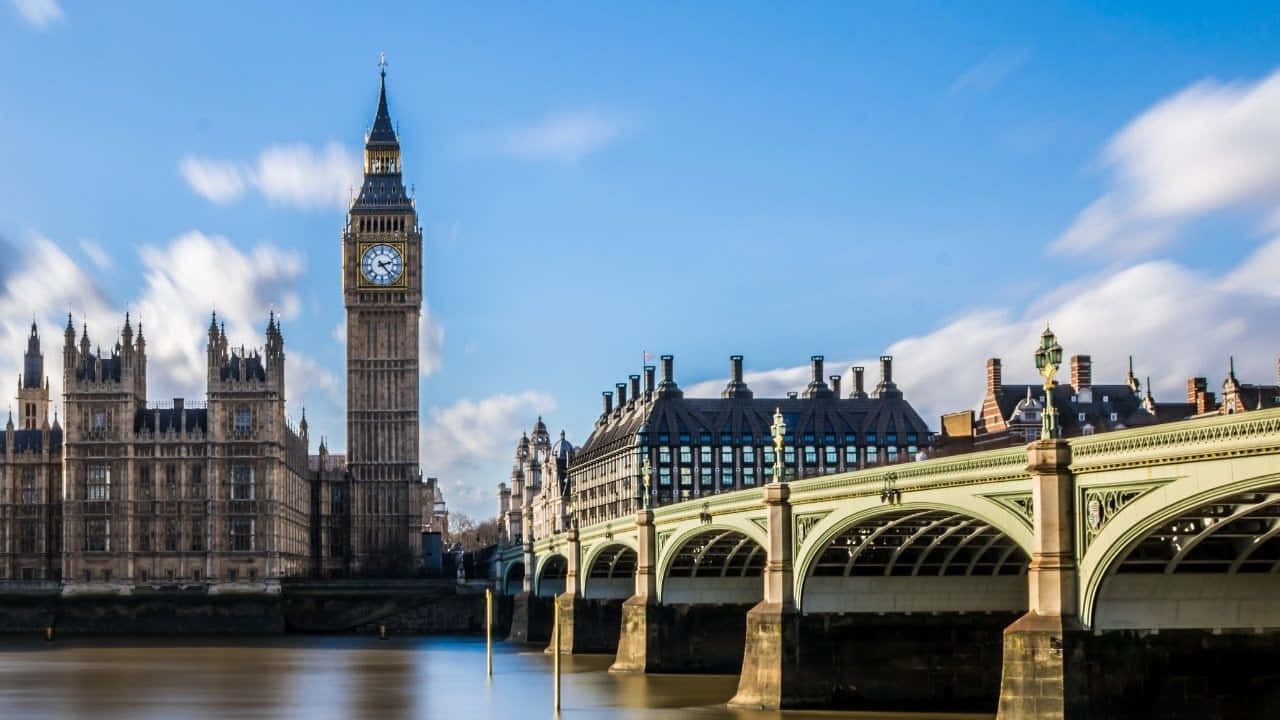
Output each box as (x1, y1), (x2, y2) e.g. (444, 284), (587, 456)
(342, 65), (423, 572)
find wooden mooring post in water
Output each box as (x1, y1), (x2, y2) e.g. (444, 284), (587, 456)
(485, 588), (493, 677)
(552, 593), (561, 711)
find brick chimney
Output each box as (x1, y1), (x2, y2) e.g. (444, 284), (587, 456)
(616, 382), (627, 407)
(986, 358), (1002, 394)
(601, 391), (613, 415)
(629, 374), (641, 402)
(1070, 355), (1091, 391)
(1186, 377), (1216, 415)
(829, 375), (842, 397)
(643, 365), (655, 395)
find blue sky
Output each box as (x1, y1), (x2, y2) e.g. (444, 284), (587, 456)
(3, 1), (1280, 518)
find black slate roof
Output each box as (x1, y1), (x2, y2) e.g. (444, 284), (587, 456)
(575, 394), (931, 465)
(1, 428), (61, 454)
(75, 356), (122, 383)
(134, 408), (208, 434)
(992, 383), (1195, 435)
(219, 354), (266, 382)
(367, 72), (398, 147)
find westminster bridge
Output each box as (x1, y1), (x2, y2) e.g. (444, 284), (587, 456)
(495, 408), (1280, 718)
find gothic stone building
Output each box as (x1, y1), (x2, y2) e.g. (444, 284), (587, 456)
(567, 353), (932, 529)
(0, 323), (63, 581)
(59, 314), (312, 593)
(498, 418), (574, 545)
(342, 64), (424, 570)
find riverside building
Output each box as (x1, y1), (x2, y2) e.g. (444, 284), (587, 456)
(566, 353), (932, 528)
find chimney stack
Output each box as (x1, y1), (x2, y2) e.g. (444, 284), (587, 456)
(601, 391), (613, 415)
(616, 382), (627, 407)
(657, 355), (683, 398)
(873, 356), (900, 398)
(1186, 377), (1216, 415)
(1070, 355), (1092, 391)
(852, 366), (867, 398)
(629, 374), (641, 402)
(803, 355), (833, 398)
(644, 365), (656, 395)
(986, 358), (1002, 393)
(722, 355), (753, 399)
(829, 375), (842, 397)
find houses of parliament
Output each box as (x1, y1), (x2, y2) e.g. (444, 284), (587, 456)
(0, 67), (445, 592)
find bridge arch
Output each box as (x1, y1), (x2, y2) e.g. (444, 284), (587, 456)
(502, 560), (525, 596)
(582, 541), (638, 600)
(1080, 470), (1280, 629)
(534, 552), (569, 597)
(657, 523), (767, 605)
(795, 502), (1033, 613)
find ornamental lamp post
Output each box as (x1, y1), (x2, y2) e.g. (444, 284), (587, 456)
(640, 456), (652, 510)
(770, 407), (787, 482)
(1034, 325), (1064, 439)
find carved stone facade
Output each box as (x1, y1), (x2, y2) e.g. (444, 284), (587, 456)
(342, 65), (423, 571)
(499, 419), (575, 547)
(57, 314), (312, 594)
(0, 323), (63, 582)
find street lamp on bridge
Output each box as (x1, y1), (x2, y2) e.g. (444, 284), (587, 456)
(1034, 325), (1064, 440)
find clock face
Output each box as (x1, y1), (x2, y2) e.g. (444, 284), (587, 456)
(360, 244), (404, 286)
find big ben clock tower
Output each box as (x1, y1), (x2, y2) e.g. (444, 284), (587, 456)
(343, 58), (422, 570)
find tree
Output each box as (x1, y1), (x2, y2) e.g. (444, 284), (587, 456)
(448, 513), (501, 552)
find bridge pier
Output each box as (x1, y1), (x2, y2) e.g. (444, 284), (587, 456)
(507, 540), (549, 644)
(998, 439), (1087, 719)
(731, 482), (825, 708)
(611, 510), (659, 672)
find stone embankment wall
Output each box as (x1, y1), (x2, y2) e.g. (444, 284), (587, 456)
(0, 581), (499, 635)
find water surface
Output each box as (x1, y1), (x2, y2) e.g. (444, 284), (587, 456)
(0, 635), (990, 720)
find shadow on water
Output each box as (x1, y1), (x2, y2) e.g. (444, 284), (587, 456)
(0, 635), (991, 720)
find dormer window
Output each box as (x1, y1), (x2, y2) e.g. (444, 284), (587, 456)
(1078, 413), (1086, 422)
(1109, 412), (1118, 422)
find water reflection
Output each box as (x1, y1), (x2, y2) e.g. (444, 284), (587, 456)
(0, 636), (989, 720)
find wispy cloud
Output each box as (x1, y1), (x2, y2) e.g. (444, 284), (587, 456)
(179, 157), (246, 204)
(1053, 69), (1280, 255)
(688, 237), (1280, 426)
(180, 141), (360, 210)
(10, 0), (63, 30)
(487, 109), (637, 163)
(948, 46), (1032, 96)
(78, 239), (112, 271)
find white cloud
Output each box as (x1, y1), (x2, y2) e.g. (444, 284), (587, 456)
(179, 142), (360, 210)
(332, 320), (346, 345)
(179, 156), (246, 205)
(688, 239), (1280, 427)
(948, 46), (1032, 96)
(78, 239), (112, 271)
(421, 391), (556, 517)
(1054, 69), (1280, 255)
(491, 109), (635, 163)
(252, 142), (360, 210)
(132, 231), (304, 398)
(10, 0), (63, 29)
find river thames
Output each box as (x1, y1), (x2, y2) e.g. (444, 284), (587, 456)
(0, 635), (991, 720)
